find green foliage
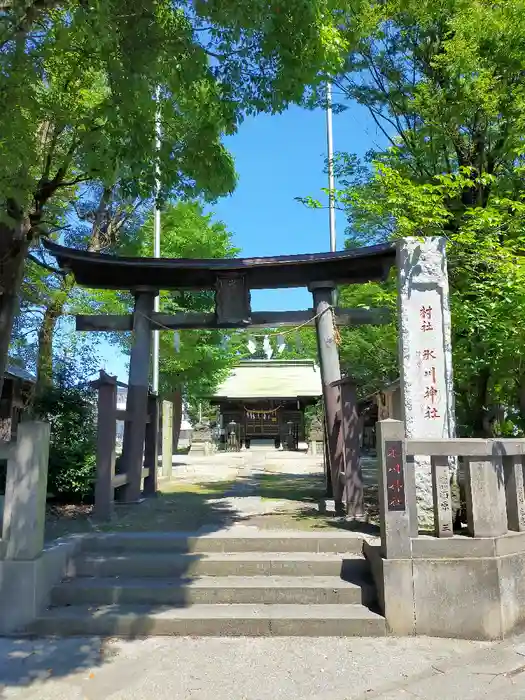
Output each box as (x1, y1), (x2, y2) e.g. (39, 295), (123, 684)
(78, 201), (241, 402)
(33, 365), (97, 503)
(1, 0), (351, 228)
(336, 280), (398, 398)
(301, 0), (525, 434)
(1, 0), (353, 393)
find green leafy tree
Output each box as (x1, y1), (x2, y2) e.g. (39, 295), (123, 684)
(300, 0), (525, 434)
(81, 201), (241, 445)
(8, 183), (143, 396)
(0, 0), (351, 396)
(32, 343), (100, 502)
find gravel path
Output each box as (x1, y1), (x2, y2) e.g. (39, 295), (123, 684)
(0, 634), (496, 700)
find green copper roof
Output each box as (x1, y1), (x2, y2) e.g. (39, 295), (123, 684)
(212, 360), (322, 400)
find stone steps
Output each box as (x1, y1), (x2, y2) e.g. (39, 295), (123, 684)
(51, 575), (376, 606)
(79, 532), (365, 554)
(73, 552), (368, 578)
(25, 531), (385, 638)
(29, 604), (386, 637)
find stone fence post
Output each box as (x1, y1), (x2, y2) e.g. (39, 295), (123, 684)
(2, 421), (50, 560)
(0, 421), (82, 635)
(93, 374), (117, 520)
(377, 419), (413, 559)
(465, 456), (508, 538)
(162, 400), (173, 478)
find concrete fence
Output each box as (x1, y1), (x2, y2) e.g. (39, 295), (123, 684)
(92, 371), (161, 520)
(367, 418), (525, 640)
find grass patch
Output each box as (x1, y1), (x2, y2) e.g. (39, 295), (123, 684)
(258, 473), (325, 502)
(44, 478), (239, 542)
(44, 471), (381, 540)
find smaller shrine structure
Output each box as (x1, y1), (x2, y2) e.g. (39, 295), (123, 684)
(210, 360), (322, 449)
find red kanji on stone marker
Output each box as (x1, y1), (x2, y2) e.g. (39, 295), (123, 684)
(422, 349), (436, 361)
(420, 305), (432, 320)
(424, 385), (438, 403)
(388, 463), (401, 474)
(425, 406), (440, 419)
(424, 367), (437, 383)
(421, 320), (434, 332)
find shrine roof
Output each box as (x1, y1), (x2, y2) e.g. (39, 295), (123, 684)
(43, 239), (396, 291)
(211, 360), (322, 400)
(5, 362), (35, 384)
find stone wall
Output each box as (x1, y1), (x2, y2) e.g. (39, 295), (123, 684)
(365, 536), (525, 640)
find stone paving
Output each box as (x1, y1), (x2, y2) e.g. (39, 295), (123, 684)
(11, 448), (525, 698)
(3, 632), (525, 699)
(169, 447), (378, 521)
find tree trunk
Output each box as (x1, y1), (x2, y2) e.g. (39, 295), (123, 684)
(471, 367), (491, 437)
(172, 387), (183, 451)
(0, 220), (30, 399)
(517, 375), (525, 427)
(35, 307), (59, 393)
(34, 275), (74, 395)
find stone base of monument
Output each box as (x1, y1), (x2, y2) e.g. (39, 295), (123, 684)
(318, 498), (346, 517)
(189, 441), (215, 456)
(308, 440), (324, 456)
(364, 534), (525, 640)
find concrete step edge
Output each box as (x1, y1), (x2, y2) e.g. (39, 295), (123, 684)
(77, 552), (366, 562)
(27, 604), (386, 637)
(80, 532), (369, 554)
(38, 603), (384, 619)
(55, 575), (369, 590)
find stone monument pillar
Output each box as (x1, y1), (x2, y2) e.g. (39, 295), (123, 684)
(396, 237), (456, 529)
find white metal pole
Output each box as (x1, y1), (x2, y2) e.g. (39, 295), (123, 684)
(326, 81), (337, 253)
(152, 87), (161, 394)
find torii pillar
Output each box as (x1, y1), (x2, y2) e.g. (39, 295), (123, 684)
(120, 291), (155, 502)
(309, 282), (345, 513)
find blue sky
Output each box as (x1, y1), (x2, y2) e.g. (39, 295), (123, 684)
(98, 99), (386, 381)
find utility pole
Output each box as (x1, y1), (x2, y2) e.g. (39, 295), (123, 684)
(326, 81), (337, 253)
(152, 87), (161, 394)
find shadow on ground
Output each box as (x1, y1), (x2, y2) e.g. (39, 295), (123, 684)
(8, 490), (247, 694)
(0, 637), (105, 696)
(45, 460), (381, 540)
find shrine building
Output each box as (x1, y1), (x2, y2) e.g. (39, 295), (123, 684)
(210, 359), (322, 449)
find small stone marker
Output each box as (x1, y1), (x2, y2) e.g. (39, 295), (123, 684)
(377, 419), (413, 559)
(431, 456), (453, 537)
(503, 455), (525, 532)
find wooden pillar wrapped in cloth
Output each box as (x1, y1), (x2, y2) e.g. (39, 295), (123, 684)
(120, 291), (155, 502)
(332, 376), (364, 519)
(309, 282), (345, 513)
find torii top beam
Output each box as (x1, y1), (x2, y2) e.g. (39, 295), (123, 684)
(43, 239), (396, 291)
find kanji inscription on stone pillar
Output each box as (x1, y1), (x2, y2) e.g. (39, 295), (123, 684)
(396, 237), (456, 529)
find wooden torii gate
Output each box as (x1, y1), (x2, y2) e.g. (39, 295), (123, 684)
(44, 239), (396, 514)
